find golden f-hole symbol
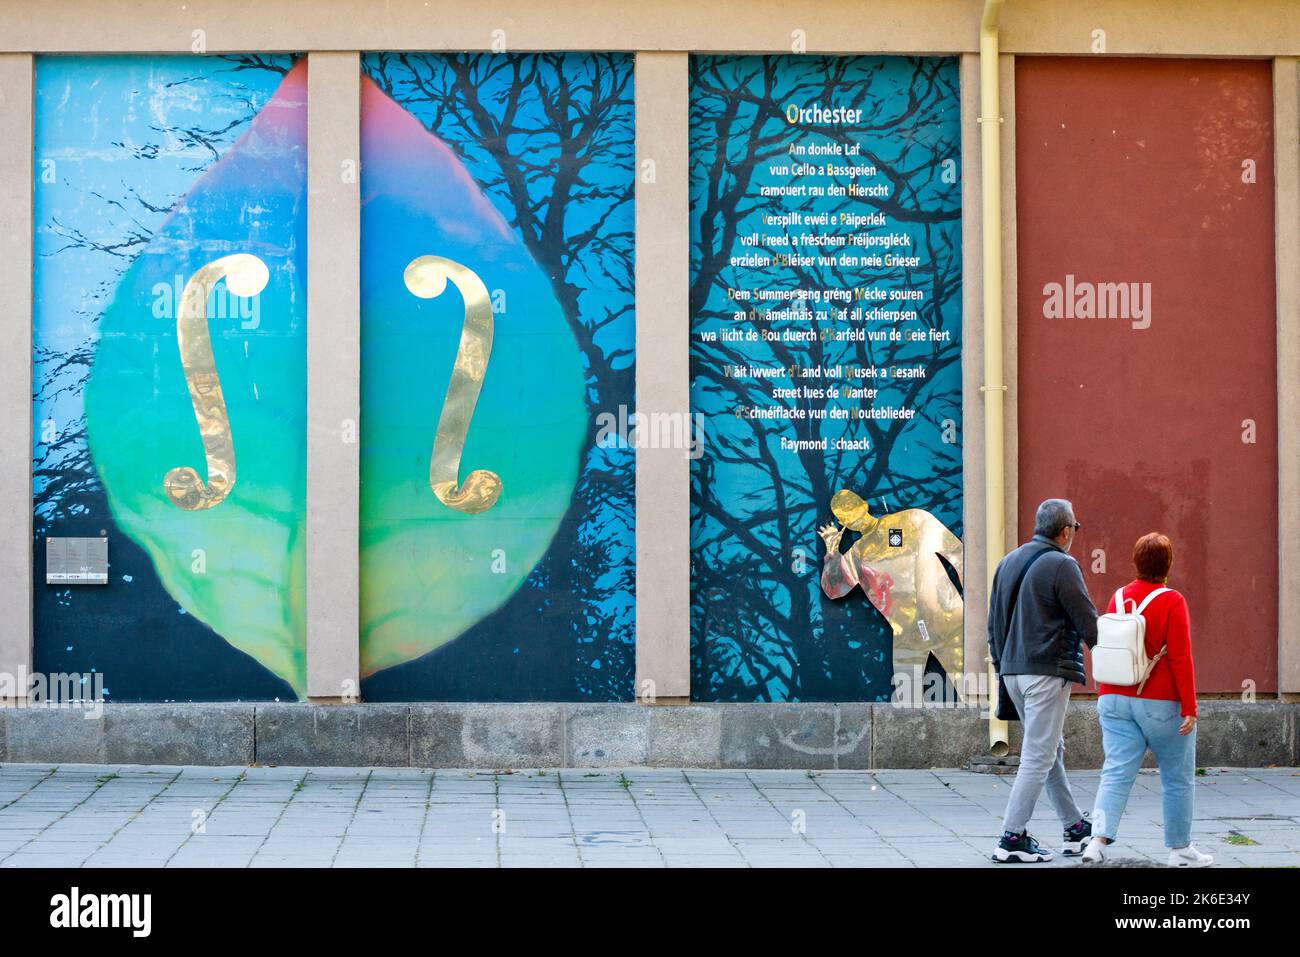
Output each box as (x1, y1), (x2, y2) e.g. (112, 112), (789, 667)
(163, 253), (268, 511)
(404, 255), (502, 514)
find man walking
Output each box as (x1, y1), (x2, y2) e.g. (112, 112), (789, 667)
(988, 499), (1098, 863)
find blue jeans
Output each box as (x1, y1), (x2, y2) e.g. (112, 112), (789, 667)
(1093, 694), (1196, 848)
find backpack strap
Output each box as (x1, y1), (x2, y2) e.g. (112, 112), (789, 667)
(1136, 646), (1169, 694)
(1005, 547), (1053, 621)
(1133, 587), (1173, 693)
(1113, 587), (1128, 615)
(999, 546), (1054, 659)
(1135, 586), (1171, 615)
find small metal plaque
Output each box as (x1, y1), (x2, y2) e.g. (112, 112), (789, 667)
(46, 536), (108, 585)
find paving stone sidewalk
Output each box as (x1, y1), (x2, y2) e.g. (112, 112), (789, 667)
(0, 764), (1296, 868)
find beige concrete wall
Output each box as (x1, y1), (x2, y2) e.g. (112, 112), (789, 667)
(633, 52), (691, 704)
(961, 52), (1019, 679)
(1, 1), (1297, 55)
(959, 53), (986, 680)
(0, 54), (32, 701)
(3, 0), (1298, 701)
(999, 52), (1018, 556)
(305, 52), (361, 701)
(1277, 57), (1300, 694)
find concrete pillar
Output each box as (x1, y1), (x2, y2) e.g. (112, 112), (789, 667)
(1275, 57), (1300, 694)
(959, 53), (986, 682)
(0, 55), (33, 704)
(999, 53), (1019, 556)
(633, 52), (691, 705)
(961, 53), (1018, 681)
(305, 52), (361, 702)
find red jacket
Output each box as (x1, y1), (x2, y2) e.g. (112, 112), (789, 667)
(1098, 579), (1197, 717)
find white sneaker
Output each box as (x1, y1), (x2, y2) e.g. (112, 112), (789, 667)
(1081, 839), (1107, 864)
(1168, 844), (1214, 868)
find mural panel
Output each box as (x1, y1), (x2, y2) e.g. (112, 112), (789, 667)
(359, 53), (636, 701)
(33, 55), (307, 700)
(689, 55), (964, 702)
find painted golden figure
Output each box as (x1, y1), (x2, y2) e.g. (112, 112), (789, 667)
(818, 489), (965, 692)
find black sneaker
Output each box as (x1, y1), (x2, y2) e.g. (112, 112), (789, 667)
(992, 829), (1054, 863)
(1062, 816), (1092, 856)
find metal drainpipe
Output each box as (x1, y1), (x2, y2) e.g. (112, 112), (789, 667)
(980, 0), (1011, 757)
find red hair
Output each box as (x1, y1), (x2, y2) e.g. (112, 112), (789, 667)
(1133, 532), (1173, 583)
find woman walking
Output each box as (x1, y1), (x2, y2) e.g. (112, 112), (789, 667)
(1083, 532), (1212, 867)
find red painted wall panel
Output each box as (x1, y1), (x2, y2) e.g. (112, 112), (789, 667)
(1015, 57), (1277, 692)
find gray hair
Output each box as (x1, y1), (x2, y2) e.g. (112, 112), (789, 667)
(1034, 498), (1075, 538)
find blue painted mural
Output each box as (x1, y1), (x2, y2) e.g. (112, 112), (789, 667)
(33, 55), (306, 700)
(689, 55), (964, 702)
(31, 52), (634, 703)
(359, 54), (636, 701)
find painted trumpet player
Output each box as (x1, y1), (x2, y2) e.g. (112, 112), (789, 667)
(819, 488), (965, 700)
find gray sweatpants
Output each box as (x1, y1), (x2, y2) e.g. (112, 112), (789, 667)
(1001, 673), (1083, 835)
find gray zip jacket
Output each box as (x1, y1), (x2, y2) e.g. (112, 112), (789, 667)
(987, 534), (1099, 684)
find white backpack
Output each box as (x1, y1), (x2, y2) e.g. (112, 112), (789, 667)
(1093, 587), (1171, 691)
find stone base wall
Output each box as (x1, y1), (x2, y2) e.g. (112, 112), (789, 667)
(1, 701), (1294, 769)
